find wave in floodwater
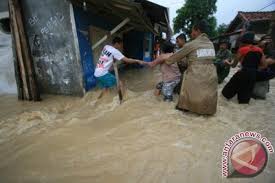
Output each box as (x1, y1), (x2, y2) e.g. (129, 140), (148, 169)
(0, 63), (275, 182)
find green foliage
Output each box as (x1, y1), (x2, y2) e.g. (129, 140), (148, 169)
(217, 23), (228, 35)
(207, 16), (218, 38)
(173, 0), (218, 37)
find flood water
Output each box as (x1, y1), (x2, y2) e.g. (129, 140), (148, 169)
(0, 65), (274, 183)
(0, 32), (275, 183)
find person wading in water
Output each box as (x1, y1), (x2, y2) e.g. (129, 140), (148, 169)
(165, 20), (218, 115)
(94, 37), (146, 99)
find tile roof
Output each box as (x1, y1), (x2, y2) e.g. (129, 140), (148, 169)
(226, 11), (275, 33)
(239, 11), (275, 21)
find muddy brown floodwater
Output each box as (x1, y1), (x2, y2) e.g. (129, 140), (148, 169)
(0, 67), (274, 183)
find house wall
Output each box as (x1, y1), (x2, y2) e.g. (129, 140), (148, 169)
(0, 0), (8, 12)
(73, 7), (114, 33)
(143, 32), (153, 62)
(0, 1), (16, 94)
(123, 30), (144, 60)
(0, 31), (17, 94)
(251, 21), (270, 34)
(88, 26), (110, 64)
(76, 30), (96, 91)
(20, 0), (84, 96)
(123, 31), (153, 63)
(0, 0), (9, 33)
(229, 34), (240, 49)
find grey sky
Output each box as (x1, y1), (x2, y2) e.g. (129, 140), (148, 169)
(149, 0), (275, 27)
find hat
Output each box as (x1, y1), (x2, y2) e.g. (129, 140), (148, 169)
(241, 32), (255, 44)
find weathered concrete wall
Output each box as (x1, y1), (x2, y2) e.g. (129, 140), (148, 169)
(0, 0), (8, 12)
(0, 1), (15, 94)
(0, 31), (17, 94)
(20, 0), (84, 96)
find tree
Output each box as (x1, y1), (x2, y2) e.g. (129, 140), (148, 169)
(208, 16), (218, 38)
(217, 23), (228, 36)
(173, 0), (218, 38)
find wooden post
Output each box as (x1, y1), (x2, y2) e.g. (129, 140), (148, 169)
(9, 1), (23, 100)
(8, 0), (40, 101)
(113, 62), (123, 104)
(9, 0), (30, 100)
(92, 18), (130, 50)
(10, 14), (24, 100)
(13, 0), (40, 101)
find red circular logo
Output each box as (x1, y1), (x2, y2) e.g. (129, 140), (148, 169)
(230, 139), (268, 176)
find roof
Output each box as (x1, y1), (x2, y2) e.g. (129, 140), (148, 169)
(226, 11), (275, 33)
(239, 11), (275, 21)
(134, 0), (169, 26)
(71, 0), (170, 35)
(211, 29), (243, 41)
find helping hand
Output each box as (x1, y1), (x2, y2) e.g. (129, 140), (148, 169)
(147, 61), (157, 68)
(136, 60), (145, 65)
(137, 60), (152, 67)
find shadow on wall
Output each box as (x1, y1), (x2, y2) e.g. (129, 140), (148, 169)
(0, 17), (10, 34)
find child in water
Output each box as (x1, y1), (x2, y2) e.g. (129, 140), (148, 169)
(149, 41), (181, 101)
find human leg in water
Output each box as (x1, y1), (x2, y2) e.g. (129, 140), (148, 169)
(97, 88), (110, 99)
(154, 82), (163, 96)
(237, 71), (256, 104)
(222, 72), (240, 100)
(96, 73), (117, 99)
(120, 80), (127, 99)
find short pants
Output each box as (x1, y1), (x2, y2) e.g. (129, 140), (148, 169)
(156, 79), (180, 101)
(162, 79), (180, 97)
(96, 73), (116, 89)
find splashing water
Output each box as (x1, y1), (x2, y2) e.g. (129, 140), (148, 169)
(0, 51), (275, 182)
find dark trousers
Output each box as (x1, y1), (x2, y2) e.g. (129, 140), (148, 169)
(222, 70), (256, 104)
(214, 62), (230, 84)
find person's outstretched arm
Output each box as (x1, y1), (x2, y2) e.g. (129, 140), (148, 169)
(148, 55), (167, 67)
(121, 57), (146, 65)
(225, 52), (242, 68)
(112, 48), (146, 65)
(165, 43), (193, 65)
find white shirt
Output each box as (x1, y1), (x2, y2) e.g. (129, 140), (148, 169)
(94, 45), (125, 77)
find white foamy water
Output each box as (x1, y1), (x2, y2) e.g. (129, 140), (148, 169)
(0, 31), (17, 94)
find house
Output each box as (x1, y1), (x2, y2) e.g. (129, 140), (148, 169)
(213, 11), (275, 51)
(0, 0), (9, 33)
(0, 1), (17, 95)
(1, 0), (171, 98)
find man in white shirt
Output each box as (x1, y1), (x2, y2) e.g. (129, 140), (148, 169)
(94, 37), (146, 96)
